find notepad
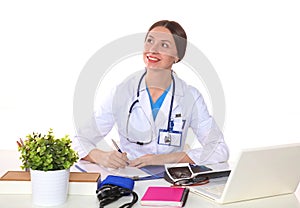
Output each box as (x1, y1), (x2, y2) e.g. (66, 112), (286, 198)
(75, 161), (151, 178)
(140, 186), (189, 207)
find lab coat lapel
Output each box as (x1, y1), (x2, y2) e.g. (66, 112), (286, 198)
(155, 92), (172, 129)
(154, 85), (181, 128)
(139, 87), (155, 127)
(155, 75), (184, 128)
(171, 74), (184, 113)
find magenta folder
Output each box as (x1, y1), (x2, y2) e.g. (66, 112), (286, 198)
(141, 186), (189, 207)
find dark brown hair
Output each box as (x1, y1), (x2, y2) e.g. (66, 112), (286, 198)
(147, 20), (187, 62)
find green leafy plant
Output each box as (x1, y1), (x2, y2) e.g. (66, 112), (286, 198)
(18, 128), (78, 171)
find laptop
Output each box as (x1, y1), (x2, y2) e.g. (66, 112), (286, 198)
(190, 143), (300, 204)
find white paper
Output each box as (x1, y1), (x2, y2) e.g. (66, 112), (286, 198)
(73, 161), (150, 179)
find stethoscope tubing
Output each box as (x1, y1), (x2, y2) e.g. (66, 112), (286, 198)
(126, 70), (175, 145)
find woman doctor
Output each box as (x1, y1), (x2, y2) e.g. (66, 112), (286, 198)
(74, 20), (229, 168)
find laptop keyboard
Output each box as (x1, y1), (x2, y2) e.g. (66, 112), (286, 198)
(190, 177), (228, 199)
(200, 183), (225, 197)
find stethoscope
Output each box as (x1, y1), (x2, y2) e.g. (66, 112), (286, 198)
(126, 70), (175, 145)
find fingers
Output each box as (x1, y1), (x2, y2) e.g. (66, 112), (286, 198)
(104, 151), (129, 169)
(129, 154), (155, 168)
(128, 159), (144, 168)
(88, 149), (129, 169)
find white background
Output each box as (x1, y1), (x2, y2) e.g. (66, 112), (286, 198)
(1, 0), (300, 162)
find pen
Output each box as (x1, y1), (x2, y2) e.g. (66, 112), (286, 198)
(111, 139), (122, 153)
(130, 175), (160, 181)
(75, 164), (87, 173)
(112, 139), (130, 166)
(111, 139), (129, 165)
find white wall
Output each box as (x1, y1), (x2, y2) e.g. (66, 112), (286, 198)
(1, 0), (300, 162)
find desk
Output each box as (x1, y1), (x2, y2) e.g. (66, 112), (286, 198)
(1, 150), (300, 208)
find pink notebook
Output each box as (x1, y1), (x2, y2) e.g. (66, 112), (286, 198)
(141, 186), (189, 207)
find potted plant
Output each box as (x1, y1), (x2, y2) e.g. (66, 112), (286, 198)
(18, 128), (78, 206)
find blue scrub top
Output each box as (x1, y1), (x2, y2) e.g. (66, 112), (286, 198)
(146, 85), (171, 120)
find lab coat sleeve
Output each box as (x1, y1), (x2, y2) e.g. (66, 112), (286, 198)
(72, 87), (116, 159)
(186, 89), (229, 165)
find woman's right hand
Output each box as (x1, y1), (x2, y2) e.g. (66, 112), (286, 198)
(83, 149), (129, 169)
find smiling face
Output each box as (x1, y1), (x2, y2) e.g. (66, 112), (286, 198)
(143, 26), (179, 70)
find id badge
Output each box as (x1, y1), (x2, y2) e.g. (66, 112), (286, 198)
(158, 129), (182, 147)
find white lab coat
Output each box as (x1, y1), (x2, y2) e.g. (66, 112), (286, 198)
(73, 70), (229, 165)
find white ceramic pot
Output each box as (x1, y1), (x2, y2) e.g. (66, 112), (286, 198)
(30, 168), (70, 206)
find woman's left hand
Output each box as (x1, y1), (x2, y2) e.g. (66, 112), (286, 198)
(129, 152), (194, 168)
(129, 154), (160, 168)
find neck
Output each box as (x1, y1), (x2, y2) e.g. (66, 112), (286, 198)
(145, 68), (172, 91)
